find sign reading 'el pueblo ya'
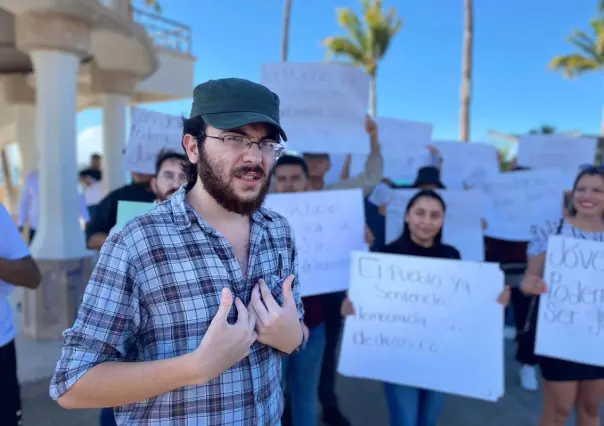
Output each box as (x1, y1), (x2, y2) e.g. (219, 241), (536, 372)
(535, 236), (604, 367)
(338, 251), (505, 401)
(264, 189), (366, 296)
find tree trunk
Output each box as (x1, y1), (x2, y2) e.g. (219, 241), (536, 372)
(281, 0), (292, 62)
(369, 73), (377, 117)
(460, 0), (473, 142)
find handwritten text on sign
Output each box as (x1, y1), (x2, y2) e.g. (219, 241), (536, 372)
(261, 62), (370, 154)
(263, 189), (366, 296)
(482, 169), (566, 241)
(125, 107), (183, 174)
(535, 236), (604, 367)
(517, 134), (596, 172)
(386, 189), (485, 261)
(338, 252), (504, 401)
(432, 141), (499, 190)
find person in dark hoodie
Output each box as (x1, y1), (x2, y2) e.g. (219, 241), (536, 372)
(342, 189), (510, 426)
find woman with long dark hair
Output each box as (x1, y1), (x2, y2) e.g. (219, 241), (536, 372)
(342, 189), (510, 426)
(521, 166), (604, 426)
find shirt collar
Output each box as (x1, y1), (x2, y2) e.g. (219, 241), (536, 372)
(169, 185), (276, 233)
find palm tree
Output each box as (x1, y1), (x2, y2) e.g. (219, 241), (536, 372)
(129, 0), (161, 16)
(529, 125), (556, 134)
(281, 0), (292, 61)
(323, 0), (402, 116)
(550, 15), (604, 133)
(460, 0), (473, 142)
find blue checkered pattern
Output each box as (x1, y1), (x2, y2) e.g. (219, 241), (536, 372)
(50, 186), (304, 425)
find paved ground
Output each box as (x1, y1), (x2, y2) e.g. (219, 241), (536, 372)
(21, 343), (600, 426)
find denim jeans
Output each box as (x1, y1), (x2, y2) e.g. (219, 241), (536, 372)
(282, 324), (326, 426)
(383, 383), (446, 426)
(319, 292), (346, 409)
(99, 408), (117, 426)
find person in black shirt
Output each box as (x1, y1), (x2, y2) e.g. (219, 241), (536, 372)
(86, 150), (187, 250)
(79, 154), (103, 183)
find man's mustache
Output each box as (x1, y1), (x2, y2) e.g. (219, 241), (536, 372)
(233, 166), (265, 177)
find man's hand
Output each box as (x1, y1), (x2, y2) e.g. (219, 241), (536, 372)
(249, 275), (302, 354)
(364, 224), (375, 247)
(193, 288), (257, 383)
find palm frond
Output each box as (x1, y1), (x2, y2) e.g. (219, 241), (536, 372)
(567, 30), (598, 59)
(142, 0), (161, 13)
(323, 36), (366, 67)
(336, 8), (368, 52)
(550, 54), (600, 78)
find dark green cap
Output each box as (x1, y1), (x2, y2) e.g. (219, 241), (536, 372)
(189, 78), (287, 141)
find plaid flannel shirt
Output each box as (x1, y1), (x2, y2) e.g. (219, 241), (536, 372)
(50, 186), (304, 425)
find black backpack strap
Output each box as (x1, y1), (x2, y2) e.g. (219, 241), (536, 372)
(555, 218), (565, 235)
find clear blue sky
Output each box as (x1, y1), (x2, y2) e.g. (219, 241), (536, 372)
(77, 0), (603, 143)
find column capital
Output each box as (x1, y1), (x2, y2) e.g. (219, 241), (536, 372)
(15, 11), (91, 58)
(90, 63), (140, 96)
(1, 75), (35, 105)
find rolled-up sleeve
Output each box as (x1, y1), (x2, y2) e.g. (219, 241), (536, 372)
(49, 233), (141, 400)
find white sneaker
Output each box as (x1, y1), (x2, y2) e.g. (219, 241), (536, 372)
(520, 365), (539, 391)
(504, 325), (517, 340)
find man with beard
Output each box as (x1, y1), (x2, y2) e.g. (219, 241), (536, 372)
(50, 78), (306, 425)
(86, 150), (186, 250)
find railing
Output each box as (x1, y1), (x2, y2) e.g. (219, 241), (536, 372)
(131, 7), (192, 56)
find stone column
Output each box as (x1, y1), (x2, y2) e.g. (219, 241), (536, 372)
(15, 11), (94, 340)
(1, 75), (38, 178)
(92, 65), (139, 193)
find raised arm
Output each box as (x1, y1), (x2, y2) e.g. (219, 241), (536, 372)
(327, 116), (383, 195)
(0, 204), (41, 289)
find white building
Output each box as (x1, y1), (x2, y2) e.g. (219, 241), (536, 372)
(0, 0), (195, 350)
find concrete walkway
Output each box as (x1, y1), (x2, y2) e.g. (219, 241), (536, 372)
(21, 343), (600, 426)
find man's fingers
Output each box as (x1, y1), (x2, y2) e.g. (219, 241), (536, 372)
(259, 279), (280, 311)
(247, 307), (256, 330)
(251, 286), (270, 325)
(234, 297), (248, 325)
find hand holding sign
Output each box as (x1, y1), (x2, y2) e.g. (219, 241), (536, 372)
(521, 274), (548, 296)
(497, 286), (511, 307)
(365, 114), (377, 136)
(341, 295), (356, 317)
(250, 275), (303, 354)
(195, 288), (257, 383)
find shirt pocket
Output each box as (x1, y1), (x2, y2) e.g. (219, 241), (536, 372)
(265, 274), (286, 306)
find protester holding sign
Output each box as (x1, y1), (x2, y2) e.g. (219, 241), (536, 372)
(342, 189), (510, 426)
(300, 115), (382, 426)
(521, 166), (604, 426)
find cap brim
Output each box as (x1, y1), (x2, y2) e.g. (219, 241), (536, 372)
(200, 111), (287, 142)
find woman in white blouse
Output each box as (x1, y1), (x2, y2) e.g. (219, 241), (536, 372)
(522, 166), (604, 426)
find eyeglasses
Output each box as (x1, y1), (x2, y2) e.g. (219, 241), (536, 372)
(205, 135), (284, 156)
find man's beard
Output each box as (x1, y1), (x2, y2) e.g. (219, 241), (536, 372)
(157, 188), (178, 202)
(197, 149), (270, 215)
